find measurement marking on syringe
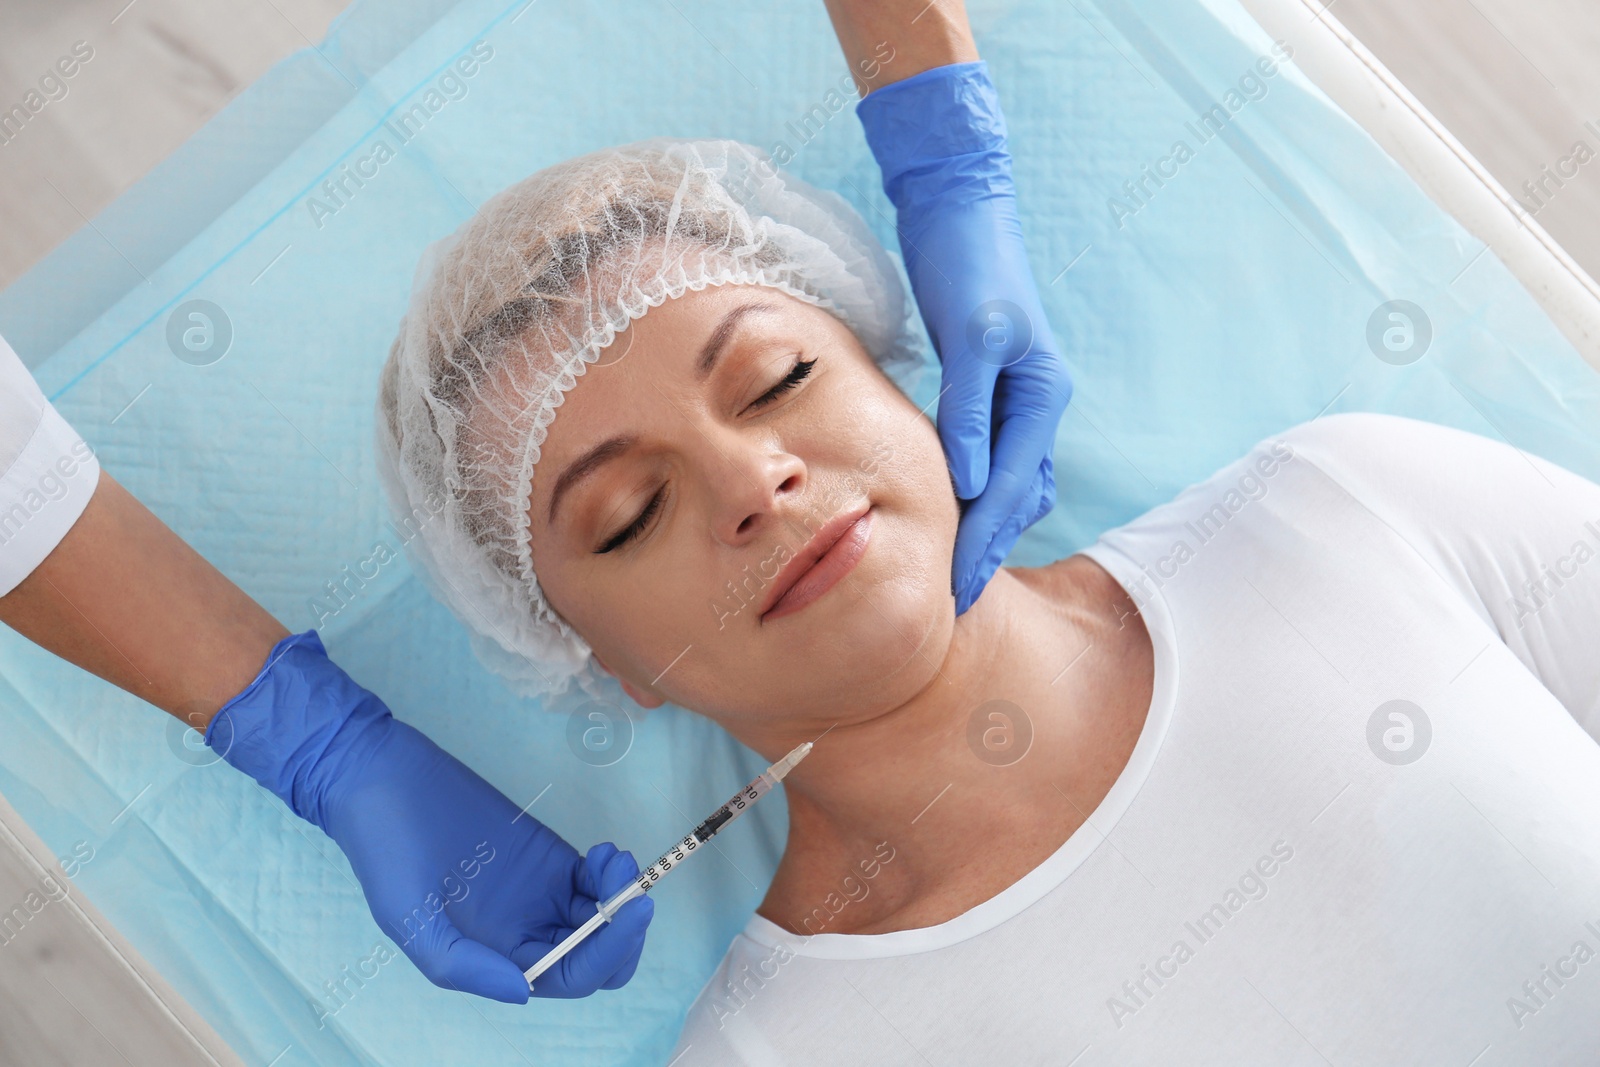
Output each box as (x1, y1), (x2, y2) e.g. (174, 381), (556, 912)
(523, 741), (814, 990)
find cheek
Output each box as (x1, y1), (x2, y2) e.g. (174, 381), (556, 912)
(866, 396), (955, 522)
(541, 540), (714, 681)
(540, 562), (652, 684)
(829, 369), (917, 466)
(824, 363), (957, 557)
(884, 435), (960, 619)
(526, 529), (612, 643)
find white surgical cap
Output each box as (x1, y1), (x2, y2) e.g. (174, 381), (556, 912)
(375, 137), (927, 702)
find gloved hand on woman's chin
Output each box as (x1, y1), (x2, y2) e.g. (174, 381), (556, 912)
(857, 60), (1073, 615)
(205, 629), (653, 1003)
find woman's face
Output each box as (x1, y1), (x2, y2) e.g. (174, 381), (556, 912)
(524, 282), (959, 729)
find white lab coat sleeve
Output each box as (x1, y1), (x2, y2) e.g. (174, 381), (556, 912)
(1276, 411), (1600, 740)
(0, 334), (100, 597)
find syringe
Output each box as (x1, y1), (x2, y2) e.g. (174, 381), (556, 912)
(524, 740), (813, 991)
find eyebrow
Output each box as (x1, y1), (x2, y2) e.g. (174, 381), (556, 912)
(695, 299), (780, 381)
(544, 432), (638, 530)
(545, 299), (782, 527)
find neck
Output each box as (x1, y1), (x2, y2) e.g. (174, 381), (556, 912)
(720, 559), (1148, 936)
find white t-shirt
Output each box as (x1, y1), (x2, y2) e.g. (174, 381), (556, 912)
(671, 412), (1600, 1066)
(0, 334), (100, 596)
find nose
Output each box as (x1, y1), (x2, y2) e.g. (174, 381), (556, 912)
(704, 434), (806, 545)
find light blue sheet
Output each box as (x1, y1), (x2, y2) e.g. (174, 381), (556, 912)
(2, 0), (1597, 1063)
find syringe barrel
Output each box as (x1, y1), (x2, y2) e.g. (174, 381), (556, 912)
(532, 745), (811, 989)
(626, 776), (776, 895)
(629, 830), (704, 894)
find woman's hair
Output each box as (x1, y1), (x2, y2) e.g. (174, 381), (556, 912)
(375, 137), (927, 701)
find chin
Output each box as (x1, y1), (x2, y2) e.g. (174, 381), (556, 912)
(777, 564), (948, 694)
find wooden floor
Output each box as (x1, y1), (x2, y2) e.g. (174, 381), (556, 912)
(1, 0), (1598, 1062)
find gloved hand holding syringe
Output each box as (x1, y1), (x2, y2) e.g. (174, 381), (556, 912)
(524, 741), (815, 991)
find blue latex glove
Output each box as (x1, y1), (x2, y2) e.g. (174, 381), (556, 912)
(205, 629), (652, 1003)
(857, 61), (1073, 615)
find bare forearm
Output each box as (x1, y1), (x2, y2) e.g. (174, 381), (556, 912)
(823, 0), (979, 96)
(0, 472), (288, 731)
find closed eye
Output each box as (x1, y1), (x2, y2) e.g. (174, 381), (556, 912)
(597, 485), (665, 554)
(746, 355), (816, 412)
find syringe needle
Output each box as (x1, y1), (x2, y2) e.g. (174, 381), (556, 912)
(523, 741), (813, 991)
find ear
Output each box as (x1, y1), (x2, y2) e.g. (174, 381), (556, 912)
(593, 653), (666, 709)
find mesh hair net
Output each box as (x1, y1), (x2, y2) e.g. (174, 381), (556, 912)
(375, 137), (927, 702)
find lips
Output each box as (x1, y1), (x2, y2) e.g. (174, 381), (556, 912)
(761, 505), (876, 620)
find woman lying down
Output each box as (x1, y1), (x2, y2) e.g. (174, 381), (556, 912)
(373, 103), (1600, 1067)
